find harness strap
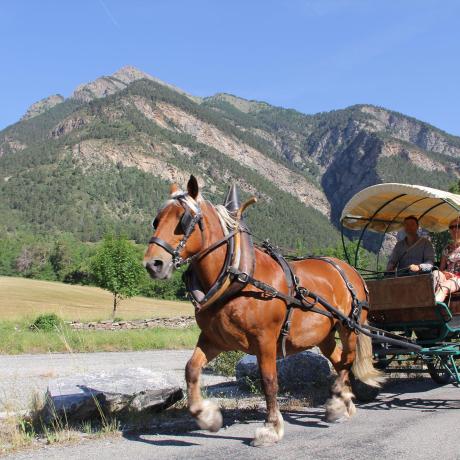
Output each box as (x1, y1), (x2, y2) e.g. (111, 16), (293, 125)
(262, 241), (297, 357)
(226, 266), (332, 318)
(228, 247), (371, 358)
(148, 236), (177, 256)
(226, 265), (427, 351)
(306, 256), (369, 323)
(185, 229), (240, 265)
(184, 227), (254, 311)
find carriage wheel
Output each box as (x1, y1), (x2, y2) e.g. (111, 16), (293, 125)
(349, 372), (381, 402)
(426, 356), (453, 385)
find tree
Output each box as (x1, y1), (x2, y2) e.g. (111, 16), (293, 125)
(49, 239), (72, 280)
(90, 234), (145, 317)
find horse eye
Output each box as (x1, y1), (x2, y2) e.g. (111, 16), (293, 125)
(152, 217), (159, 229)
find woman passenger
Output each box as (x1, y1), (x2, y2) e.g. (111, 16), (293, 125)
(433, 217), (460, 302)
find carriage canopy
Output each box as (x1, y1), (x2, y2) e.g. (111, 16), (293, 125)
(341, 183), (460, 233)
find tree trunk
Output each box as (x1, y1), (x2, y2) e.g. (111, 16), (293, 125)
(112, 293), (118, 318)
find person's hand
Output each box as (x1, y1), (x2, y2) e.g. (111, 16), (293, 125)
(409, 264), (420, 272)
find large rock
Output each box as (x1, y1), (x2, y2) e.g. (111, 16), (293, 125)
(41, 368), (183, 424)
(236, 348), (334, 395)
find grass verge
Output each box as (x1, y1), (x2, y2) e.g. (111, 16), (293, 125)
(0, 391), (122, 455)
(0, 320), (200, 354)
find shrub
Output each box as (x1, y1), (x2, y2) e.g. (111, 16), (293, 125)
(208, 351), (245, 377)
(30, 313), (63, 332)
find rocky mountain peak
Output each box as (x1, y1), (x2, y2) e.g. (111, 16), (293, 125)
(71, 65), (201, 103)
(111, 65), (154, 84)
(20, 94), (65, 121)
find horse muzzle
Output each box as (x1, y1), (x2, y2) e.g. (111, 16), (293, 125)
(144, 258), (173, 279)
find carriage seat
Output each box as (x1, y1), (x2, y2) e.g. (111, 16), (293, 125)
(367, 274), (460, 341)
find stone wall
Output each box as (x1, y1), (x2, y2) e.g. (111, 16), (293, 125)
(67, 315), (195, 331)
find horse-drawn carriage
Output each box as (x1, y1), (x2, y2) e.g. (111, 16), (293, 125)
(145, 177), (459, 447)
(341, 183), (460, 387)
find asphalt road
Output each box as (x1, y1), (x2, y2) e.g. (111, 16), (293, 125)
(0, 350), (229, 413)
(2, 350), (459, 460)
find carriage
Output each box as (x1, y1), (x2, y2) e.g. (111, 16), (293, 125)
(340, 183), (460, 388)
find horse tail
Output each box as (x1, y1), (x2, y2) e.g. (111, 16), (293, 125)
(352, 324), (385, 388)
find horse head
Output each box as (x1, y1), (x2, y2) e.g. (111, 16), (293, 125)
(144, 175), (205, 279)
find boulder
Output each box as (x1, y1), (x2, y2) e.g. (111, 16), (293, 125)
(41, 368), (183, 424)
(236, 348), (334, 395)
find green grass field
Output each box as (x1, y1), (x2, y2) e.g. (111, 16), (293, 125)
(0, 276), (199, 354)
(0, 276), (193, 321)
(0, 320), (199, 354)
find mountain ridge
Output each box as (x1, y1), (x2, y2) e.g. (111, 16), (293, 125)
(1, 66), (460, 250)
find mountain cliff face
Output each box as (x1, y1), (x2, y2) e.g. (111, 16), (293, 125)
(1, 66), (459, 249)
(21, 94), (65, 121)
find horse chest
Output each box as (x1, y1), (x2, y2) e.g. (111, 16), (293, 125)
(195, 307), (251, 351)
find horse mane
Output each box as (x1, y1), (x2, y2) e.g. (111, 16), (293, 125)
(159, 189), (237, 235)
(214, 204), (237, 235)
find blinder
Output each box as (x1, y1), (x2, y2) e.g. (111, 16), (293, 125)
(179, 209), (194, 235)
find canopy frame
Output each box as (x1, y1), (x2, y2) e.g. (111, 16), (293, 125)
(340, 184), (460, 272)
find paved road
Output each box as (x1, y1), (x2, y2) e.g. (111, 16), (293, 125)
(2, 353), (460, 459)
(0, 350), (227, 412)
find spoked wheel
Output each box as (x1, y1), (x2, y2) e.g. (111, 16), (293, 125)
(349, 372), (381, 403)
(426, 356), (453, 385)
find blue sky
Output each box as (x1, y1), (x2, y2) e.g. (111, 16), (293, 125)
(1, 0), (459, 135)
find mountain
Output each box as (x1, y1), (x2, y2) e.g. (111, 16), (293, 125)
(21, 94), (65, 121)
(1, 66), (460, 251)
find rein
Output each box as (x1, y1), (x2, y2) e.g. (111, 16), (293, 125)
(148, 194), (423, 355)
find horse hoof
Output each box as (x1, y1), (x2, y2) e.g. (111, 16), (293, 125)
(324, 395), (349, 423)
(194, 400), (223, 433)
(251, 411), (284, 448)
(251, 424), (280, 447)
(347, 400), (357, 418)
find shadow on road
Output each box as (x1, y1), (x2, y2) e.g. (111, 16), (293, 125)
(281, 409), (329, 429)
(121, 378), (460, 448)
(122, 406), (330, 447)
(358, 378), (460, 412)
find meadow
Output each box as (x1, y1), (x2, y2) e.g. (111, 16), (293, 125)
(0, 276), (193, 321)
(0, 276), (198, 354)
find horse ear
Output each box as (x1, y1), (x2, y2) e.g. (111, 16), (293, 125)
(170, 183), (179, 195)
(187, 175), (199, 199)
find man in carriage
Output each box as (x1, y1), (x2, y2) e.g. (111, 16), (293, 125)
(386, 215), (435, 275)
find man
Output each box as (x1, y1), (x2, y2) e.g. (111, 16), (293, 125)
(386, 215), (435, 274)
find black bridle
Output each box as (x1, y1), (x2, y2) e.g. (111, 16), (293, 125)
(148, 195), (205, 268)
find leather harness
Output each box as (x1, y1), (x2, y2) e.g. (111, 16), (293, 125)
(148, 194), (374, 357)
(229, 241), (370, 357)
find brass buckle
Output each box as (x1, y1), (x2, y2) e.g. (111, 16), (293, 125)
(237, 272), (249, 283)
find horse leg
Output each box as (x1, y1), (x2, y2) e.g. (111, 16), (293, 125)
(251, 338), (284, 447)
(319, 329), (357, 422)
(185, 333), (223, 432)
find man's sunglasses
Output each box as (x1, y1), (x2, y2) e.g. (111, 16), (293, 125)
(449, 225), (459, 230)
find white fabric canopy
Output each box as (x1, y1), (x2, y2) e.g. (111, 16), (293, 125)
(341, 183), (460, 233)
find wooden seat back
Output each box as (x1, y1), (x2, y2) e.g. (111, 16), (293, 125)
(367, 274), (443, 324)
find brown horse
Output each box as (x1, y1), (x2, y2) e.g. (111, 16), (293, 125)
(144, 176), (383, 447)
